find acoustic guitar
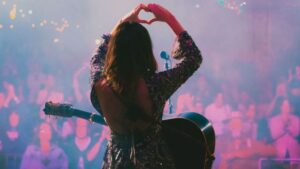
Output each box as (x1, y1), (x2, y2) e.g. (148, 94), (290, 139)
(43, 102), (215, 169)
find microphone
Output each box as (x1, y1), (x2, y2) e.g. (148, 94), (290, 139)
(160, 51), (170, 60)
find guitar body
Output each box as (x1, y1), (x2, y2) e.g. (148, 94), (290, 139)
(44, 103), (215, 169)
(162, 112), (215, 169)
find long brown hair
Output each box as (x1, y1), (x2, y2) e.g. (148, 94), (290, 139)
(104, 22), (157, 101)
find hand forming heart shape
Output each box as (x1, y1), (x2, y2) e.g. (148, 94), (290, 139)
(121, 4), (153, 24)
(121, 3), (172, 25)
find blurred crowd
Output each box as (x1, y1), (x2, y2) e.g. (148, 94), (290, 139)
(174, 65), (300, 169)
(0, 59), (109, 169)
(0, 56), (300, 169)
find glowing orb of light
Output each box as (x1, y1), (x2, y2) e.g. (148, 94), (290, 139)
(2, 1), (6, 5)
(9, 24), (14, 29)
(240, 2), (247, 6)
(9, 4), (17, 20)
(51, 21), (58, 26)
(0, 24), (3, 29)
(21, 14), (26, 18)
(53, 38), (60, 43)
(195, 4), (200, 8)
(76, 24), (80, 29)
(32, 24), (36, 28)
(19, 9), (23, 13)
(40, 22), (44, 26)
(28, 10), (33, 15)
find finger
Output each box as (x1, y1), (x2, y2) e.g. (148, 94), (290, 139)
(135, 3), (149, 14)
(147, 3), (159, 12)
(139, 3), (151, 12)
(147, 3), (155, 12)
(137, 19), (150, 24)
(147, 18), (159, 24)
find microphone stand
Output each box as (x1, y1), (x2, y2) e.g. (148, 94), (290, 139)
(163, 54), (174, 114)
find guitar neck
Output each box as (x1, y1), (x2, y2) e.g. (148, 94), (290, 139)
(69, 108), (107, 125)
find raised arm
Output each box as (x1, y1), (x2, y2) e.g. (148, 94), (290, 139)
(147, 4), (202, 101)
(147, 3), (184, 36)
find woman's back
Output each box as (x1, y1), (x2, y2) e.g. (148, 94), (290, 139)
(95, 78), (153, 134)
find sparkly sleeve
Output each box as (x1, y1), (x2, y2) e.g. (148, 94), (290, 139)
(151, 31), (202, 103)
(90, 34), (111, 114)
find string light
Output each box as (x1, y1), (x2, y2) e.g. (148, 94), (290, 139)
(211, 0), (247, 15)
(55, 19), (69, 32)
(2, 1), (83, 37)
(9, 4), (17, 20)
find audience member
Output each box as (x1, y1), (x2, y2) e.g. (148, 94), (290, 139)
(20, 122), (68, 169)
(268, 97), (300, 167)
(243, 103), (258, 139)
(2, 112), (28, 169)
(205, 92), (231, 137)
(65, 118), (103, 169)
(2, 81), (20, 107)
(176, 92), (204, 114)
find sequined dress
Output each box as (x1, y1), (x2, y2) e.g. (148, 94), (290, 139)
(90, 31), (202, 169)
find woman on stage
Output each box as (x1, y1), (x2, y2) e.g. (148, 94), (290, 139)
(90, 3), (202, 168)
